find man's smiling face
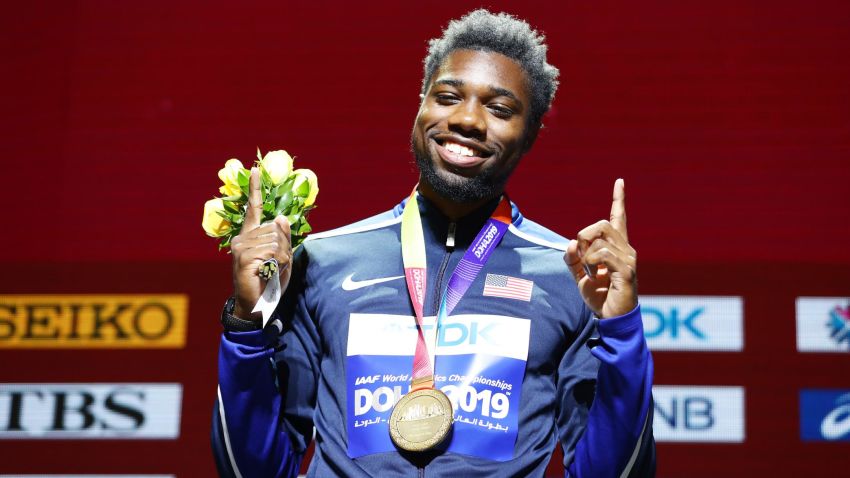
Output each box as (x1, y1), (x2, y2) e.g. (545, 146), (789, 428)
(412, 49), (535, 204)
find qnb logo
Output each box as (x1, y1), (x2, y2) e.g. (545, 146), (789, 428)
(652, 386), (745, 443)
(0, 383), (181, 439)
(828, 306), (850, 348)
(655, 396), (714, 430)
(644, 307), (706, 340)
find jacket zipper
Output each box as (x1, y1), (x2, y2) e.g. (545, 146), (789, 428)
(419, 223), (455, 478)
(432, 222), (456, 314)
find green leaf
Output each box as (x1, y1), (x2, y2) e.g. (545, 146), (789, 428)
(222, 200), (241, 214)
(296, 179), (309, 197)
(220, 194), (242, 202)
(278, 189), (293, 209)
(273, 198), (289, 217)
(273, 179), (294, 199)
(237, 169), (250, 187)
(286, 212), (302, 225)
(260, 168), (273, 188)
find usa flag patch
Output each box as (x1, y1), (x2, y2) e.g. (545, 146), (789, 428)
(483, 274), (534, 302)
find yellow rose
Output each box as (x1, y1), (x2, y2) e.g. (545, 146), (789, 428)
(218, 158), (244, 197)
(291, 168), (319, 207)
(202, 198), (232, 237)
(259, 150), (293, 186)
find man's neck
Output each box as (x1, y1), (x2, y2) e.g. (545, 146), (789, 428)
(416, 181), (499, 221)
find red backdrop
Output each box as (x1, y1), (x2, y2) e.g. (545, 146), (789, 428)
(2, 1), (849, 476)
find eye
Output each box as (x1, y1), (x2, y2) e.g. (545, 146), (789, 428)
(488, 104), (514, 119)
(434, 93), (460, 105)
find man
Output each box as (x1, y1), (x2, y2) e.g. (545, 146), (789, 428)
(212, 9), (654, 477)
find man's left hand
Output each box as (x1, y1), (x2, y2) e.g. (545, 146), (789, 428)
(564, 178), (637, 319)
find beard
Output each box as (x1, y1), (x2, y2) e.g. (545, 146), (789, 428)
(411, 136), (515, 204)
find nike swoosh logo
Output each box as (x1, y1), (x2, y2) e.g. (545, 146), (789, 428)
(341, 274), (404, 291)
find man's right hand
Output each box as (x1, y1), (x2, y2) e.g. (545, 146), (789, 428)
(231, 167), (293, 321)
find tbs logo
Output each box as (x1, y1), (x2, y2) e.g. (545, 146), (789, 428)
(0, 383), (181, 439)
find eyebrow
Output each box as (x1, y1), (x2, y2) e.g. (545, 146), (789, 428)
(433, 78), (523, 106)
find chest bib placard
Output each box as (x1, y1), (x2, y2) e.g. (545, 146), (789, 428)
(346, 312), (530, 461)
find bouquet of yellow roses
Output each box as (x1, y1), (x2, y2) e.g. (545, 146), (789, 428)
(202, 149), (318, 250)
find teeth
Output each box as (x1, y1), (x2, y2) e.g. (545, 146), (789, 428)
(444, 141), (475, 157)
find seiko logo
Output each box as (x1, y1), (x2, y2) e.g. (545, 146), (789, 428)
(0, 295), (188, 349)
(0, 383), (182, 439)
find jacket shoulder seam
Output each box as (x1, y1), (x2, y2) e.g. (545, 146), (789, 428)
(507, 224), (568, 251)
(306, 216), (401, 241)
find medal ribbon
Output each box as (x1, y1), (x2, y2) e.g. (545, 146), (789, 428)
(400, 189), (512, 391)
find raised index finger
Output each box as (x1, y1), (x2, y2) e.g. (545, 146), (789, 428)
(610, 178), (628, 241)
(243, 167), (263, 231)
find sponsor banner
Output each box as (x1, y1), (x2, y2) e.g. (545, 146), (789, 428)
(0, 295), (188, 349)
(796, 297), (850, 353)
(0, 383), (182, 439)
(800, 389), (850, 441)
(346, 313), (530, 461)
(653, 385), (745, 442)
(641, 296), (744, 351)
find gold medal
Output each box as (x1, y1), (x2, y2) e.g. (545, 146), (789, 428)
(389, 388), (453, 452)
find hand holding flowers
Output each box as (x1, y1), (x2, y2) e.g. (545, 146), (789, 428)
(202, 149), (319, 321)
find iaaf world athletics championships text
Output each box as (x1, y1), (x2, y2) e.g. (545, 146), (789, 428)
(442, 374), (514, 392)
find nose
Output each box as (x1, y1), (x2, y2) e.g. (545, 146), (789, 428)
(448, 100), (486, 140)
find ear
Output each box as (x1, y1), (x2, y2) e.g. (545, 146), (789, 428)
(522, 122), (541, 154)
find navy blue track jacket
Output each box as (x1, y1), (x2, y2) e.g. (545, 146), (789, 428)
(212, 194), (655, 477)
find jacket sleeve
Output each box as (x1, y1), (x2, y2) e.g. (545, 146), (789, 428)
(211, 246), (320, 478)
(562, 305), (656, 478)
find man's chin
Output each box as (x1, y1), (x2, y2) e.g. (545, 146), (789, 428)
(418, 161), (501, 204)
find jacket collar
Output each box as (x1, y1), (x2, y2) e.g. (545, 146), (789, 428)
(391, 191), (524, 249)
